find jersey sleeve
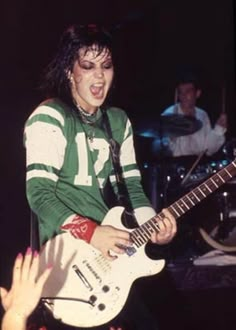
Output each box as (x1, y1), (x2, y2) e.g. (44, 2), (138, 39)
(24, 103), (76, 244)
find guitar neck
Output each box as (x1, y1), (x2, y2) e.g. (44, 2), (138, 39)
(130, 159), (236, 248)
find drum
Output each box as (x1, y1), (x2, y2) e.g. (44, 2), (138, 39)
(140, 156), (233, 214)
(164, 156), (214, 203)
(167, 158), (231, 193)
(208, 159), (231, 173)
(198, 185), (236, 252)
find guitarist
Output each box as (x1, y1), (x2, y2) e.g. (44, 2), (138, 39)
(24, 24), (177, 330)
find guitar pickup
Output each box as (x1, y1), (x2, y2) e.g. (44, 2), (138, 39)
(72, 264), (93, 291)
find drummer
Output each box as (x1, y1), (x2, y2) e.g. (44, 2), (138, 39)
(160, 72), (227, 157)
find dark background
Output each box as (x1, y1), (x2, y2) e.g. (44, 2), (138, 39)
(0, 0), (235, 328)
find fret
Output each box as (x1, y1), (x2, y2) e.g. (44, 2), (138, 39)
(130, 233), (141, 246)
(171, 203), (182, 216)
(179, 198), (190, 210)
(201, 183), (210, 195)
(210, 177), (218, 188)
(143, 222), (154, 235)
(206, 181), (215, 192)
(166, 205), (179, 218)
(169, 205), (180, 217)
(148, 219), (158, 232)
(216, 176), (223, 186)
(176, 199), (189, 214)
(225, 168), (232, 177)
(217, 173), (225, 183)
(135, 228), (147, 242)
(130, 235), (140, 247)
(135, 237), (144, 247)
(131, 231), (144, 246)
(153, 220), (162, 232)
(139, 225), (151, 240)
(204, 183), (212, 193)
(191, 190), (200, 202)
(151, 218), (161, 232)
(134, 240), (142, 248)
(148, 221), (156, 233)
(175, 202), (185, 214)
(197, 186), (206, 197)
(185, 194), (195, 206)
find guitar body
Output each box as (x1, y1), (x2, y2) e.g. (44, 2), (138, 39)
(39, 206), (165, 328)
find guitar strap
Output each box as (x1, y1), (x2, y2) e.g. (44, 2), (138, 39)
(102, 108), (139, 228)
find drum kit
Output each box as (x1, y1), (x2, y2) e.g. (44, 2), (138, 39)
(134, 114), (236, 254)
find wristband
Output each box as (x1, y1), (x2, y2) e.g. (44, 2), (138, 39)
(60, 215), (98, 243)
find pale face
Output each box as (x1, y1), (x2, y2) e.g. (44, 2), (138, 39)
(70, 46), (114, 113)
(177, 83), (201, 114)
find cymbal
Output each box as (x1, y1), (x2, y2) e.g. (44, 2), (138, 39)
(134, 114), (202, 138)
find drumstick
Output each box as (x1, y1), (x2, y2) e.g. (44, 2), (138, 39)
(181, 149), (207, 186)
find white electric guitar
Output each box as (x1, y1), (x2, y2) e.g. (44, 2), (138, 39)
(39, 159), (236, 328)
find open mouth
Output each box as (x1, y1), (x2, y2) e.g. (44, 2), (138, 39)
(90, 83), (105, 99)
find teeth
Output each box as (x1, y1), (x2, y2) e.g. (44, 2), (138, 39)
(92, 83), (103, 87)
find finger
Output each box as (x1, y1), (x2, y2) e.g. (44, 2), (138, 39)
(0, 287), (9, 311)
(12, 252), (23, 286)
(28, 250), (39, 283)
(21, 247), (33, 281)
(150, 231), (157, 242)
(162, 209), (177, 231)
(160, 218), (176, 238)
(105, 250), (117, 261)
(111, 227), (130, 241)
(169, 217), (177, 234)
(164, 215), (177, 235)
(112, 245), (127, 254)
(115, 238), (132, 248)
(0, 287), (8, 302)
(162, 208), (174, 221)
(155, 217), (165, 232)
(161, 217), (173, 230)
(152, 217), (173, 242)
(36, 265), (52, 291)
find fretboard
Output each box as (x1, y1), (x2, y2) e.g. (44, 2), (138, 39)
(130, 159), (236, 248)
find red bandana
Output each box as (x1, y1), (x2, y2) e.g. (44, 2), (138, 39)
(60, 215), (98, 243)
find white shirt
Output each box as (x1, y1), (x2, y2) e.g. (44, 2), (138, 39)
(162, 104), (226, 157)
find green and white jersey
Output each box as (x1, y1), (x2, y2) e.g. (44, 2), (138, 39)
(24, 98), (152, 245)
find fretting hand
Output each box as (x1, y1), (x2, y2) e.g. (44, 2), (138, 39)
(150, 208), (177, 245)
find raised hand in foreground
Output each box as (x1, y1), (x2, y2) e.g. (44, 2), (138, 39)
(0, 247), (52, 330)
